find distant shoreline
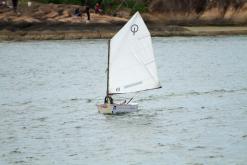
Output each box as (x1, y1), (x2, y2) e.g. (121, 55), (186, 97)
(1, 1), (247, 41)
(1, 23), (247, 41)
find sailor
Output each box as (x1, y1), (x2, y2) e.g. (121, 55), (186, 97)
(104, 95), (113, 104)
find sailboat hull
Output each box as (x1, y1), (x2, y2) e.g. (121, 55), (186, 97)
(97, 103), (138, 114)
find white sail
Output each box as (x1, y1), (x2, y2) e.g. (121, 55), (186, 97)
(108, 12), (161, 94)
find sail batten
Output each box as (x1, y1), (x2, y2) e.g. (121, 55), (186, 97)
(108, 12), (161, 94)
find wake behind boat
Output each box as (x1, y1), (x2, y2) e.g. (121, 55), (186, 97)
(97, 12), (161, 114)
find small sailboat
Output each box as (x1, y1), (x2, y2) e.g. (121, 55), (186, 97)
(97, 12), (161, 114)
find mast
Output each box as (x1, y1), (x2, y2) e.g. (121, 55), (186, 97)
(106, 39), (110, 95)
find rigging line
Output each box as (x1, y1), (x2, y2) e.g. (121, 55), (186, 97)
(127, 92), (139, 104)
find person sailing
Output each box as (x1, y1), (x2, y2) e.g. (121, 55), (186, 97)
(104, 95), (113, 104)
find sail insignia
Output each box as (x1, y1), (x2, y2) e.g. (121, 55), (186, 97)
(130, 24), (139, 35)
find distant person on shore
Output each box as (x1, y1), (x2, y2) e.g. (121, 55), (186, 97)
(85, 4), (90, 23)
(95, 2), (103, 14)
(12, 0), (18, 12)
(74, 8), (81, 17)
(0, 0), (6, 6)
(80, 0), (90, 23)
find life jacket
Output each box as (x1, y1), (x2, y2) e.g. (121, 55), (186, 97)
(104, 96), (113, 104)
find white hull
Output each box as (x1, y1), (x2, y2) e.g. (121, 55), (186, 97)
(97, 103), (138, 114)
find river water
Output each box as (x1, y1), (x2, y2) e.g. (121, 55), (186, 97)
(0, 37), (247, 165)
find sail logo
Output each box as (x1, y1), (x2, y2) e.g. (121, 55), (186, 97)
(131, 24), (139, 35)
